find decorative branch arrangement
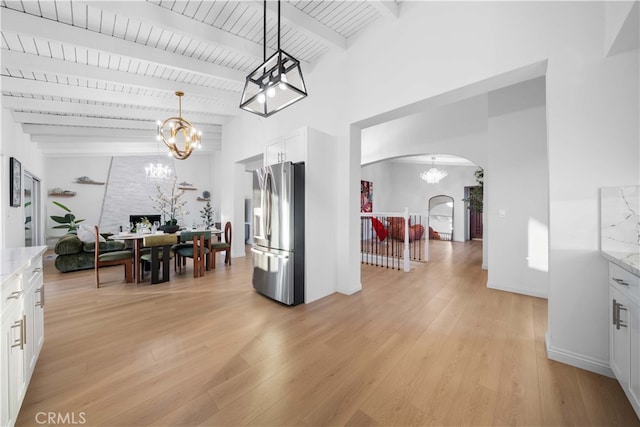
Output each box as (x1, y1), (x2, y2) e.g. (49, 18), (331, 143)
(150, 175), (189, 225)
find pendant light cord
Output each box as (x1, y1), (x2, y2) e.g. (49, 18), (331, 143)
(261, 0), (281, 59)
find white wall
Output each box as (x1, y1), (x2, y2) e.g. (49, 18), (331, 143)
(44, 152), (221, 246)
(1, 109), (46, 249)
(222, 1), (638, 376)
(45, 156), (112, 242)
(361, 161), (478, 242)
(486, 77), (549, 298)
(360, 95), (489, 168)
(605, 1), (639, 56)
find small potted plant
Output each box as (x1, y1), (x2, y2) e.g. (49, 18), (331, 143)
(200, 200), (214, 229)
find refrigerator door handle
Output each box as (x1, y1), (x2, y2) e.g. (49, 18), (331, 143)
(251, 247), (290, 259)
(265, 172), (273, 239)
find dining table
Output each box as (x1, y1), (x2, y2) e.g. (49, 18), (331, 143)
(111, 229), (222, 283)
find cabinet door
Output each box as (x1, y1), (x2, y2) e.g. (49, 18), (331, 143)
(629, 300), (640, 413)
(3, 307), (26, 426)
(264, 140), (283, 166)
(24, 284), (44, 373)
(282, 129), (305, 164)
(611, 286), (630, 388)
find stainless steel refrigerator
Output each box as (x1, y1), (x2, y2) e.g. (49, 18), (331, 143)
(251, 161), (305, 305)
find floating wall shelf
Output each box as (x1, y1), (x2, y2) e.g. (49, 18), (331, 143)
(48, 189), (76, 197)
(75, 176), (104, 185)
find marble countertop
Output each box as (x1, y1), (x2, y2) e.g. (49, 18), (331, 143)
(602, 250), (640, 277)
(0, 246), (47, 285)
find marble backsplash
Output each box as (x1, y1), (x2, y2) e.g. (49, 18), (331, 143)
(601, 185), (640, 273)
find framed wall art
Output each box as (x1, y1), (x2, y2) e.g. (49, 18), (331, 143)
(9, 157), (22, 207)
(361, 180), (373, 213)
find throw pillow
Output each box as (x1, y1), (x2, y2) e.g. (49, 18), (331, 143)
(77, 224), (106, 244)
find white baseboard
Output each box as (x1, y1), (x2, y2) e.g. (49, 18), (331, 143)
(487, 281), (548, 299)
(336, 283), (362, 296)
(545, 331), (614, 378)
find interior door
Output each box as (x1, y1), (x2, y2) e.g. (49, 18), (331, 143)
(470, 208), (483, 239)
(466, 185), (483, 240)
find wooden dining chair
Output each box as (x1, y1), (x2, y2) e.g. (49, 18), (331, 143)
(94, 226), (133, 288)
(211, 222), (232, 268)
(174, 231), (211, 278)
(140, 234), (178, 284)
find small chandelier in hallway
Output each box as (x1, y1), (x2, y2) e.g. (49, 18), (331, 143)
(421, 157), (448, 184)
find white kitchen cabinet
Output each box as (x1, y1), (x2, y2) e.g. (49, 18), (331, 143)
(25, 258), (45, 374)
(0, 247), (46, 427)
(629, 297), (640, 412)
(610, 285), (631, 387)
(264, 128), (306, 166)
(1, 285), (26, 427)
(608, 261), (640, 419)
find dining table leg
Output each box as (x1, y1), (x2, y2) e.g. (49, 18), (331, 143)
(135, 238), (142, 283)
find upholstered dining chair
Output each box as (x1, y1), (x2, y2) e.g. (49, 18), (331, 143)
(174, 231), (211, 278)
(211, 222), (232, 268)
(140, 234), (178, 284)
(94, 226), (133, 288)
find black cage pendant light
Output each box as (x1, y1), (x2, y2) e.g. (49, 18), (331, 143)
(240, 0), (307, 117)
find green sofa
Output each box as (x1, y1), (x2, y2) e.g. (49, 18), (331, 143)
(54, 234), (128, 273)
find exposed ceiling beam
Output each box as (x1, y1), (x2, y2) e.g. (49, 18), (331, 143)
(2, 77), (237, 116)
(11, 112), (221, 135)
(36, 141), (221, 157)
(0, 7), (246, 83)
(2, 50), (240, 105)
(33, 137), (220, 146)
(82, 1), (265, 62)
(369, 1), (399, 19)
(23, 124), (156, 138)
(247, 1), (347, 51)
(2, 96), (229, 125)
(13, 112), (154, 130)
(22, 124), (221, 137)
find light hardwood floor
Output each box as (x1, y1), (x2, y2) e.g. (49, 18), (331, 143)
(16, 241), (640, 426)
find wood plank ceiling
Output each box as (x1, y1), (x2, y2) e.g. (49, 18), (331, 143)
(1, 0), (398, 156)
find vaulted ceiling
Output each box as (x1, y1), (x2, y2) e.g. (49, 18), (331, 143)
(1, 0), (399, 156)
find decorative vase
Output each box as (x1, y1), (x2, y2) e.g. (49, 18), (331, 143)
(159, 225), (180, 234)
